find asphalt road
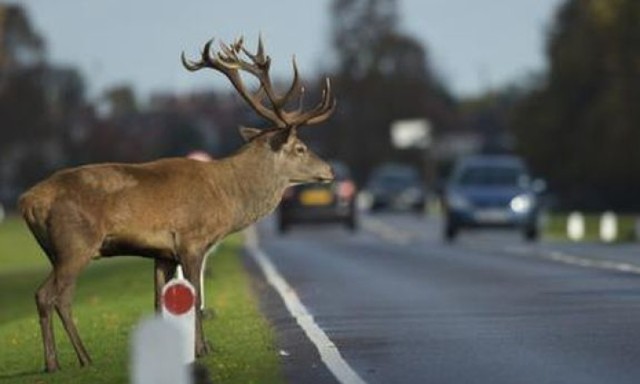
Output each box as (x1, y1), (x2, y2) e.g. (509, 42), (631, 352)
(248, 212), (640, 384)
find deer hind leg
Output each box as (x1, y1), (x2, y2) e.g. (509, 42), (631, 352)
(44, 204), (100, 369)
(54, 262), (92, 367)
(154, 258), (177, 312)
(35, 273), (60, 372)
(35, 256), (93, 371)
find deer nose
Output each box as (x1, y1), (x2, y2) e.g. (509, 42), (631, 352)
(318, 163), (334, 182)
(327, 166), (335, 180)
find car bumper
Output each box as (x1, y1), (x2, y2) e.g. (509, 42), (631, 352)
(280, 204), (354, 223)
(447, 208), (537, 228)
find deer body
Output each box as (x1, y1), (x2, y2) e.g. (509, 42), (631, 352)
(20, 36), (336, 372)
(22, 152), (291, 265)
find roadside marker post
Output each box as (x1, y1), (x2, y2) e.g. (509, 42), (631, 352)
(567, 212), (585, 241)
(131, 317), (192, 384)
(162, 266), (197, 364)
(600, 211), (618, 243)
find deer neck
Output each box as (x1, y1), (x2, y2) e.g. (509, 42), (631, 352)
(220, 146), (289, 230)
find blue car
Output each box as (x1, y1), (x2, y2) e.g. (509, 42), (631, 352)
(442, 155), (544, 241)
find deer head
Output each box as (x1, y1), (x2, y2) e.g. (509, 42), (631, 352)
(182, 36), (336, 185)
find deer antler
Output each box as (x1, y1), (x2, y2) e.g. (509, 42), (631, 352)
(182, 36), (336, 128)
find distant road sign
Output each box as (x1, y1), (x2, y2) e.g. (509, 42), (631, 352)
(391, 119), (432, 149)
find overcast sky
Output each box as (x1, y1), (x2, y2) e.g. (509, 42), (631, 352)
(14, 0), (563, 100)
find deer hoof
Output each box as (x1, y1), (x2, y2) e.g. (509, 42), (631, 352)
(196, 340), (213, 357)
(200, 308), (216, 320)
(45, 362), (60, 373)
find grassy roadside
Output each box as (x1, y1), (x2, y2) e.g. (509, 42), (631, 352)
(0, 216), (283, 384)
(543, 213), (637, 242)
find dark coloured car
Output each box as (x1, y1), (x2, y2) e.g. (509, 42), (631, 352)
(278, 161), (357, 233)
(442, 155), (544, 241)
(366, 163), (426, 212)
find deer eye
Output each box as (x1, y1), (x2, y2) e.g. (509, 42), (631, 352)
(295, 145), (306, 155)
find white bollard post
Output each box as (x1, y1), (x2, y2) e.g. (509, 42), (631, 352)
(131, 317), (192, 384)
(199, 244), (218, 311)
(162, 265), (196, 364)
(0, 203), (5, 224)
(600, 211), (618, 243)
(567, 212), (585, 241)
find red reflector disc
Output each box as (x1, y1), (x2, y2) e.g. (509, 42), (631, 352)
(163, 284), (195, 315)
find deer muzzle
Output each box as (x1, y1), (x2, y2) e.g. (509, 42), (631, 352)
(316, 163), (335, 183)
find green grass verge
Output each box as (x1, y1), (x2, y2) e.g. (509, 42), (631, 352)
(0, 216), (283, 384)
(543, 213), (637, 242)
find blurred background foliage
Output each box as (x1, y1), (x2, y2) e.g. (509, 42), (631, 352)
(512, 0), (640, 210)
(0, 0), (639, 211)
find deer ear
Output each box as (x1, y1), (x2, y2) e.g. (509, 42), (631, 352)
(269, 128), (294, 151)
(239, 126), (262, 142)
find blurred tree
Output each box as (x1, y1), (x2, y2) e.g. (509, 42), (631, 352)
(512, 0), (640, 209)
(0, 5), (89, 206)
(326, 0), (456, 183)
(0, 5), (45, 71)
(104, 84), (138, 117)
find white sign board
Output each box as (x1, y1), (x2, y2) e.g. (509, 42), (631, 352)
(391, 119), (432, 149)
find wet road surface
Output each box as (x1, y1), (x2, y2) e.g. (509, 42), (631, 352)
(246, 212), (640, 384)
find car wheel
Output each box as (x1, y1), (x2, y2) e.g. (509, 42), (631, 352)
(345, 212), (358, 232)
(444, 222), (458, 242)
(278, 216), (290, 234)
(524, 226), (539, 242)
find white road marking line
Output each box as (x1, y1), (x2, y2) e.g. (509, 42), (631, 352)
(505, 245), (640, 275)
(244, 226), (367, 384)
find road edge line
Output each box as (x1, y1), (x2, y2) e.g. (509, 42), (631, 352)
(244, 226), (367, 384)
(505, 245), (640, 275)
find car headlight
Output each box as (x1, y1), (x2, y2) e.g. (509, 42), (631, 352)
(448, 193), (470, 209)
(510, 194), (534, 213)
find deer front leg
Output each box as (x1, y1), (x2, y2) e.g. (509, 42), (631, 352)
(181, 256), (211, 357)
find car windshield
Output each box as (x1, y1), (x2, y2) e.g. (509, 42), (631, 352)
(370, 166), (420, 189)
(455, 165), (525, 187)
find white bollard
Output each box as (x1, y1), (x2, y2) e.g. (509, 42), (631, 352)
(131, 316), (192, 384)
(0, 203), (5, 224)
(600, 211), (618, 243)
(162, 266), (196, 364)
(567, 212), (585, 241)
(199, 244), (219, 311)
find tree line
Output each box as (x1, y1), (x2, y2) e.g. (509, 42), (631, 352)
(511, 0), (640, 210)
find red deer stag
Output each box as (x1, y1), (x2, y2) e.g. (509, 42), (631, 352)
(19, 36), (336, 372)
